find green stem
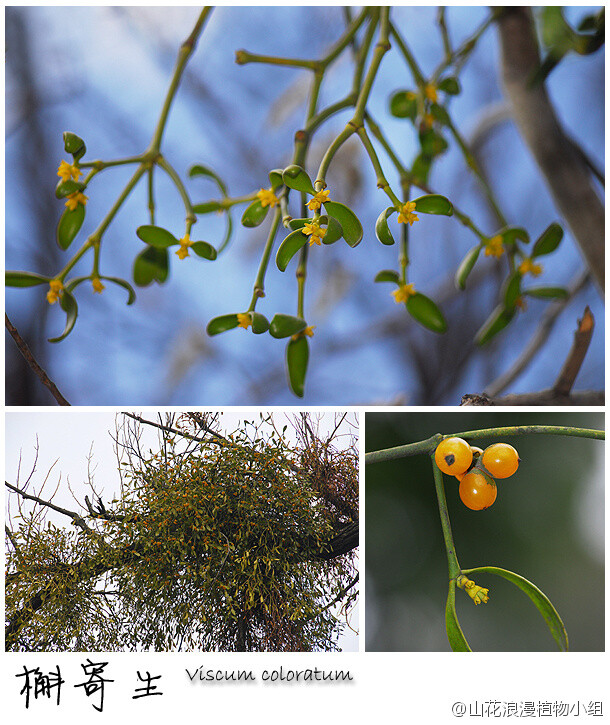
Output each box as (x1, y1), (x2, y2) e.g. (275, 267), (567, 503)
(432, 459), (461, 579)
(149, 7), (212, 153)
(365, 426), (604, 465)
(79, 155), (145, 171)
(351, 7), (391, 126)
(248, 206), (282, 309)
(235, 50), (320, 71)
(356, 126), (401, 206)
(156, 156), (196, 229)
(147, 165), (156, 225)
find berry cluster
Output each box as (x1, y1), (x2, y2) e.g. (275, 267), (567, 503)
(434, 437), (520, 511)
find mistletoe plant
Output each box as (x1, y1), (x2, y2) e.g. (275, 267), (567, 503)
(365, 424), (604, 651)
(5, 7), (603, 396)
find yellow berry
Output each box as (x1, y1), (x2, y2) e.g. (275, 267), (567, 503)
(434, 437), (473, 476)
(459, 470), (497, 510)
(482, 443), (520, 479)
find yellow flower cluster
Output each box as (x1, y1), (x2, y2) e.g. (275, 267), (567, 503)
(176, 233), (193, 260)
(65, 192), (88, 211)
(484, 235), (504, 258)
(257, 188), (279, 208)
(397, 201), (419, 226)
(92, 277), (105, 294)
(424, 83), (438, 103)
(302, 221), (326, 246)
(307, 189), (330, 212)
(518, 258), (542, 277)
(457, 575), (489, 605)
(57, 160), (82, 183)
(237, 313), (251, 330)
(392, 283), (416, 304)
(46, 279), (63, 305)
(291, 325), (315, 341)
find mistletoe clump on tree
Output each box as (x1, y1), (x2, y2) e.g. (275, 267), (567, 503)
(5, 412), (359, 652)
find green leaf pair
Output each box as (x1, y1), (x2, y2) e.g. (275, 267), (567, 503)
(446, 567), (568, 652)
(63, 131), (86, 161)
(374, 270), (447, 334)
(375, 194), (453, 246)
(134, 225), (217, 287)
(207, 311), (270, 336)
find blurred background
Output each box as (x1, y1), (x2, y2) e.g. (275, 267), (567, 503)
(5, 6), (604, 405)
(364, 411), (604, 651)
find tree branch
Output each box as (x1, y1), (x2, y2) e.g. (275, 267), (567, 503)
(497, 7), (604, 292)
(5, 314), (70, 405)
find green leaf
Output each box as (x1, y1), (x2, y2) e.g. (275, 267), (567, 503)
(419, 128), (448, 157)
(503, 272), (523, 310)
(269, 314), (307, 339)
(251, 311), (270, 335)
(56, 204), (85, 250)
(133, 246), (169, 287)
(276, 229), (308, 272)
(136, 225), (178, 249)
(55, 179), (86, 199)
(218, 211), (233, 254)
(319, 215), (343, 245)
(475, 305), (516, 346)
(63, 131), (86, 160)
(455, 245), (481, 290)
(282, 165), (315, 195)
(532, 223), (563, 258)
(413, 194), (453, 216)
(375, 207), (396, 246)
(430, 102), (450, 125)
(374, 270), (400, 284)
(5, 271), (50, 288)
(241, 199), (269, 227)
(500, 227), (530, 245)
(463, 566), (568, 651)
(48, 289), (78, 343)
(101, 276), (136, 305)
(189, 163), (229, 197)
(268, 168), (284, 190)
(323, 201), (363, 247)
(192, 201), (225, 214)
(438, 76), (461, 95)
(206, 314), (240, 336)
(191, 241), (218, 261)
(445, 580), (471, 652)
(411, 153), (432, 187)
(406, 292), (448, 333)
(288, 218), (310, 231)
(389, 90), (417, 120)
(286, 335), (309, 398)
(523, 286), (569, 300)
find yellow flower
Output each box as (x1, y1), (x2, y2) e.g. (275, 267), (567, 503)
(397, 201), (419, 226)
(291, 325), (315, 342)
(237, 313), (251, 330)
(46, 279), (63, 305)
(457, 575), (489, 605)
(64, 191), (88, 211)
(307, 189), (330, 211)
(424, 83), (438, 103)
(302, 221), (326, 246)
(257, 188), (279, 208)
(91, 277), (105, 294)
(392, 283), (416, 304)
(484, 235), (504, 258)
(57, 160), (82, 183)
(518, 258), (542, 277)
(176, 233), (193, 260)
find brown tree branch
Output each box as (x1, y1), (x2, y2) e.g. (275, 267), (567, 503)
(553, 306), (595, 396)
(497, 7), (604, 292)
(5, 314), (70, 405)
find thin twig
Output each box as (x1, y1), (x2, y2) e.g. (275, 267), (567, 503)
(5, 314), (70, 405)
(5, 480), (91, 533)
(553, 307), (595, 396)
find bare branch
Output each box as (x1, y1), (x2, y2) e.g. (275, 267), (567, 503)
(497, 7), (604, 292)
(5, 313), (71, 405)
(5, 480), (91, 533)
(553, 306), (595, 397)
